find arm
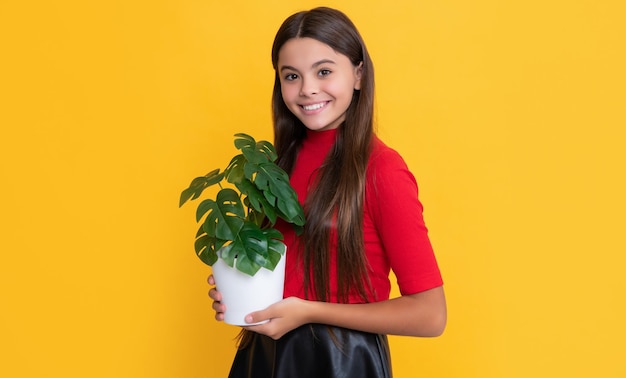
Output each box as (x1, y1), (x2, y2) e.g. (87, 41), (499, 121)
(242, 286), (446, 340)
(208, 275), (446, 340)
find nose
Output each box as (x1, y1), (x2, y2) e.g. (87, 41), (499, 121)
(299, 76), (318, 96)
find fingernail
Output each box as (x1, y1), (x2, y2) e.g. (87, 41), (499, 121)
(245, 315), (253, 323)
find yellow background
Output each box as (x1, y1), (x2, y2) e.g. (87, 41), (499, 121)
(1, 1), (624, 377)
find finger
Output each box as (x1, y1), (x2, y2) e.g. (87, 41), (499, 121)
(244, 322), (280, 340)
(207, 275), (215, 285)
(208, 288), (222, 301)
(245, 310), (270, 325)
(212, 301), (226, 313)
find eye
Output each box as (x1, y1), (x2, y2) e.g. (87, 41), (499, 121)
(284, 73), (298, 81)
(318, 69), (332, 77)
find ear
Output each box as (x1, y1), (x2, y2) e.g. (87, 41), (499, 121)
(354, 61), (364, 90)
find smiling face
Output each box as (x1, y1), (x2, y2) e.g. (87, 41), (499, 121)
(277, 37), (363, 132)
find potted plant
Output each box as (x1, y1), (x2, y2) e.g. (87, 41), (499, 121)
(179, 133), (305, 325)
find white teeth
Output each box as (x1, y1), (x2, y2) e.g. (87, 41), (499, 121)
(302, 102), (326, 111)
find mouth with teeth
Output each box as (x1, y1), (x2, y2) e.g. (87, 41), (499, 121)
(300, 101), (329, 112)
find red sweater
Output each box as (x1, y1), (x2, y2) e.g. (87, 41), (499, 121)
(277, 128), (443, 304)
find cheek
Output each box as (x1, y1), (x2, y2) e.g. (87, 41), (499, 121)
(280, 83), (298, 102)
(326, 80), (353, 98)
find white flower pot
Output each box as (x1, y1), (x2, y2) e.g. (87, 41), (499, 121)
(211, 250), (286, 326)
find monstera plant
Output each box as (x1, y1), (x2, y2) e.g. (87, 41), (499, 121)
(179, 133), (305, 276)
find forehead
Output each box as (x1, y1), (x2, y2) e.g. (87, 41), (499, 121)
(277, 37), (350, 68)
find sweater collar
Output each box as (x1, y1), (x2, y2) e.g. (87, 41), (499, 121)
(304, 128), (338, 146)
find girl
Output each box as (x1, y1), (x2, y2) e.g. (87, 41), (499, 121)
(209, 7), (446, 377)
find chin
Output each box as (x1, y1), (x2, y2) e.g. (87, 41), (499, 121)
(301, 119), (341, 132)
(304, 125), (328, 131)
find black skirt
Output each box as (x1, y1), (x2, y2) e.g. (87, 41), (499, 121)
(228, 324), (392, 378)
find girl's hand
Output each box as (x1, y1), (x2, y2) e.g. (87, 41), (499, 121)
(243, 297), (311, 340)
(207, 275), (226, 321)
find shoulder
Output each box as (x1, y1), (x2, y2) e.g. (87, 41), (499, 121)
(365, 135), (420, 209)
(368, 135), (412, 179)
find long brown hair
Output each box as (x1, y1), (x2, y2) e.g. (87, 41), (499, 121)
(271, 7), (376, 303)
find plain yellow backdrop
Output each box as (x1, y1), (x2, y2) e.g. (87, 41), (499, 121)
(1, 1), (624, 377)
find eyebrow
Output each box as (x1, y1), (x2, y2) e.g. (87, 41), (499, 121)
(279, 59), (336, 72)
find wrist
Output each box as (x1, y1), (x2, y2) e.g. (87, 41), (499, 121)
(302, 298), (327, 324)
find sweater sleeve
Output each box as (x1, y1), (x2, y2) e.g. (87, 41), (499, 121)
(366, 145), (443, 295)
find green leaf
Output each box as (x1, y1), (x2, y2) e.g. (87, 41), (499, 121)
(292, 224), (304, 236)
(246, 161), (305, 226)
(233, 133), (256, 150)
(224, 154), (246, 184)
(241, 146), (270, 165)
(236, 179), (278, 224)
(217, 221), (268, 276)
(266, 237), (286, 271)
(234, 133), (277, 164)
(196, 188), (245, 240)
(263, 228), (284, 241)
(195, 224), (204, 238)
(179, 169), (224, 207)
(256, 140), (277, 162)
(265, 228), (286, 270)
(194, 234), (219, 266)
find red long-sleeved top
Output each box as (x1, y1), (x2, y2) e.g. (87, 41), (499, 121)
(277, 128), (443, 303)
